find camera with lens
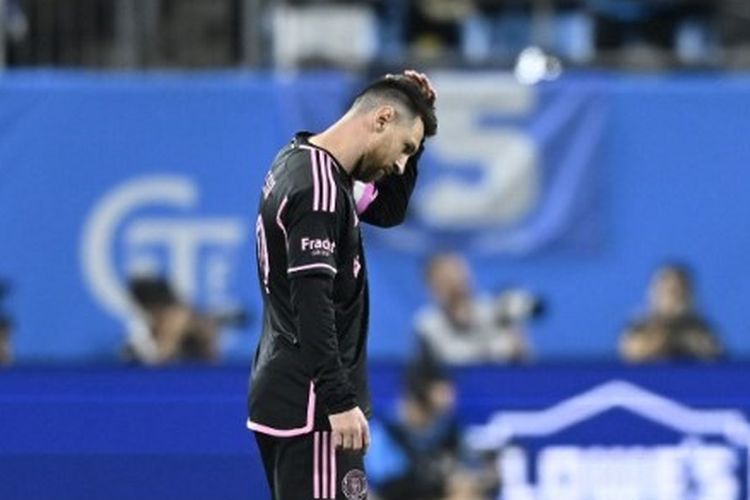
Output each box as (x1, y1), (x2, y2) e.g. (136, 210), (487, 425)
(493, 287), (546, 327)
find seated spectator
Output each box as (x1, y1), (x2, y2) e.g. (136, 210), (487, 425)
(588, 0), (717, 66)
(619, 262), (723, 363)
(589, 0), (678, 50)
(462, 0), (533, 63)
(414, 252), (539, 366)
(673, 1), (717, 65)
(366, 358), (497, 500)
(123, 274), (220, 365)
(3, 0), (29, 65)
(406, 0), (475, 60)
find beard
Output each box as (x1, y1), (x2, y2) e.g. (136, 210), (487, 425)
(351, 153), (387, 183)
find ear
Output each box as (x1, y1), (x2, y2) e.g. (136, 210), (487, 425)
(374, 105), (396, 131)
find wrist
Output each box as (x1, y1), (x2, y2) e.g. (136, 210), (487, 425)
(325, 395), (357, 415)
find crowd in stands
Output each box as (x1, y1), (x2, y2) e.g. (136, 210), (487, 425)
(5, 0), (750, 69)
(275, 0), (734, 70)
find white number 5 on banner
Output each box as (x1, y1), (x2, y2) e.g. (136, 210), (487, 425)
(417, 73), (540, 229)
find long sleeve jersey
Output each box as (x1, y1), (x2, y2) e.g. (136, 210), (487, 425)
(248, 132), (420, 435)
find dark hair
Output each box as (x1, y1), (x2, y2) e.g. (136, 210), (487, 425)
(354, 76), (437, 138)
(128, 275), (179, 309)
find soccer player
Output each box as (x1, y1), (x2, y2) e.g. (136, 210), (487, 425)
(247, 70), (437, 500)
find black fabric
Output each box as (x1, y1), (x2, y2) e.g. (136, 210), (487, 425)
(255, 431), (368, 500)
(249, 133), (370, 432)
(284, 177), (340, 278)
(358, 143), (422, 228)
(291, 274), (357, 414)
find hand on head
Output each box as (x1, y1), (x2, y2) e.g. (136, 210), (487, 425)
(386, 69), (437, 106)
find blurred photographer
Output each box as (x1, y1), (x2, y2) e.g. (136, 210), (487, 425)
(414, 252), (540, 366)
(619, 262), (723, 363)
(367, 357), (497, 500)
(124, 274), (247, 365)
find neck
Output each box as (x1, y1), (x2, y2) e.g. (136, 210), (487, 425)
(308, 114), (364, 175)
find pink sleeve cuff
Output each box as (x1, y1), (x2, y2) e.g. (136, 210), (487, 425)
(355, 183), (379, 215)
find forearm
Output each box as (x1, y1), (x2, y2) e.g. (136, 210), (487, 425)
(290, 274), (357, 414)
(359, 145), (421, 227)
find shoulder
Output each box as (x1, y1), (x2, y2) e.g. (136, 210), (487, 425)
(414, 306), (449, 337)
(280, 146), (345, 216)
(278, 146), (315, 189)
(682, 313), (715, 332)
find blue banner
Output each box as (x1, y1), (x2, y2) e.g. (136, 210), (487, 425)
(368, 72), (605, 255)
(1, 71), (750, 362)
(0, 71), (353, 362)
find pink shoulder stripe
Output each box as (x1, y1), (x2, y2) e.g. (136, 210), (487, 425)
(325, 155), (336, 213)
(318, 150), (329, 212)
(310, 149), (321, 211)
(299, 144), (338, 213)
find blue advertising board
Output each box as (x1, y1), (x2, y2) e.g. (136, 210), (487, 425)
(1, 71), (750, 362)
(1, 363), (750, 499)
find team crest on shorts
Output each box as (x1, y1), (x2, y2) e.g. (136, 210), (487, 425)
(341, 469), (367, 499)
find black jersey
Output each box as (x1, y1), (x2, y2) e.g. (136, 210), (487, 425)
(248, 132), (420, 436)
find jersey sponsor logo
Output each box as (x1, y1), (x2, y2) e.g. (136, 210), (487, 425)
(341, 469), (367, 500)
(81, 175), (246, 322)
(301, 237), (336, 255)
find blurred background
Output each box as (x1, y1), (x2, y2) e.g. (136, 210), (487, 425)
(1, 1), (750, 499)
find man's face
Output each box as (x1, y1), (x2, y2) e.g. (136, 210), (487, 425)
(649, 269), (689, 317)
(429, 255), (472, 307)
(353, 108), (424, 183)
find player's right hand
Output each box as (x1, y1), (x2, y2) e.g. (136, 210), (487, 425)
(403, 69), (437, 105)
(385, 70), (437, 106)
(328, 406), (370, 452)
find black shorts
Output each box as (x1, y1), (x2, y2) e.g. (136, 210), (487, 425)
(254, 431), (368, 500)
